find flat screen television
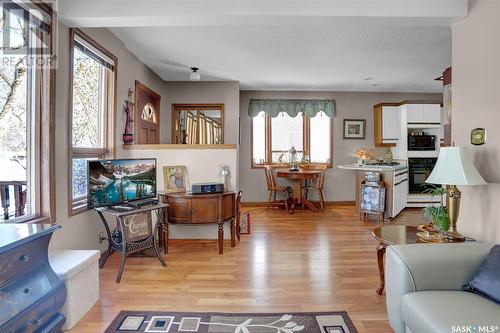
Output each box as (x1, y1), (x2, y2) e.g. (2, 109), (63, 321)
(87, 158), (157, 209)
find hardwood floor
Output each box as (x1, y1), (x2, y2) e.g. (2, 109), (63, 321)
(68, 206), (425, 333)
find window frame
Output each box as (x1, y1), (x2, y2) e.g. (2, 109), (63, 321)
(171, 104), (225, 144)
(68, 28), (117, 216)
(0, 2), (56, 223)
(250, 112), (333, 169)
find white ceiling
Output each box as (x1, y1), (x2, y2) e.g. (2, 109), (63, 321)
(59, 0), (466, 92)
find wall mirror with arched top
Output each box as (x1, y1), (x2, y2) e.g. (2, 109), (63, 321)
(172, 104), (224, 144)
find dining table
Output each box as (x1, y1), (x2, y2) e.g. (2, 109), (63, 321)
(276, 169), (322, 213)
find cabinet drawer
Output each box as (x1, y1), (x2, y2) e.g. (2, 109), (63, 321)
(0, 271), (53, 327)
(394, 169), (408, 183)
(0, 238), (47, 286)
(2, 294), (61, 333)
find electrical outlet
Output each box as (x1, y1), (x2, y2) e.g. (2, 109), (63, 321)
(97, 230), (106, 244)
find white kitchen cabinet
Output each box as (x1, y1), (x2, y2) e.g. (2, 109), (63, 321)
(382, 106), (400, 142)
(406, 104), (423, 123)
(392, 169), (408, 218)
(406, 104), (441, 124)
(423, 104), (441, 123)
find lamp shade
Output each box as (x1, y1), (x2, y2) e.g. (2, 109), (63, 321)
(425, 147), (487, 186)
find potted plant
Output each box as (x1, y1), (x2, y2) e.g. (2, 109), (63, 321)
(422, 186), (450, 233)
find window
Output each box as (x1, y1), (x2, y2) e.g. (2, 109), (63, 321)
(252, 111), (332, 167)
(0, 2), (54, 222)
(69, 29), (116, 214)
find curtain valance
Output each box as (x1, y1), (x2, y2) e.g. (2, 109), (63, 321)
(248, 99), (336, 118)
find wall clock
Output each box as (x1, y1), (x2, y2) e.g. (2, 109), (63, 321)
(471, 128), (486, 145)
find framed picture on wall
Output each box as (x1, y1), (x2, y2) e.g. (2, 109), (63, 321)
(163, 166), (187, 193)
(343, 119), (366, 139)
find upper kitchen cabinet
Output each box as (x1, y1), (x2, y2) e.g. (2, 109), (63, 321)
(404, 103), (442, 124)
(374, 103), (400, 147)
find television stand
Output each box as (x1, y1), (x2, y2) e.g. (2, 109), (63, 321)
(94, 203), (168, 283)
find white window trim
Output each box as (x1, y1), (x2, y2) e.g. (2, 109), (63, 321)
(251, 112), (333, 168)
(68, 28), (117, 216)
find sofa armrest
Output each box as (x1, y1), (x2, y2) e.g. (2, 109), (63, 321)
(385, 243), (493, 333)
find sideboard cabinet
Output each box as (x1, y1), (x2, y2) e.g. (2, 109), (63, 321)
(159, 191), (236, 254)
(0, 223), (66, 333)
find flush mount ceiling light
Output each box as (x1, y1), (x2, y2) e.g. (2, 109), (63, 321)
(189, 67), (200, 81)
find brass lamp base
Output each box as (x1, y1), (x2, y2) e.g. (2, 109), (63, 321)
(444, 230), (466, 241)
(446, 185), (465, 240)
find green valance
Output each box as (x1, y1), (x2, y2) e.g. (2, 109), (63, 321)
(248, 98), (336, 118)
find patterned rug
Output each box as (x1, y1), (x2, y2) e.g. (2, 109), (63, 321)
(105, 311), (358, 333)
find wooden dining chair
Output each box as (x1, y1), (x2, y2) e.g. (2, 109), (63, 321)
(264, 165), (292, 210)
(301, 164), (328, 212)
(235, 190), (242, 242)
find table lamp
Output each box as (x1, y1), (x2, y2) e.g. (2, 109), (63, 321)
(425, 146), (486, 239)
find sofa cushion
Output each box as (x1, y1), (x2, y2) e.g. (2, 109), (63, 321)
(401, 291), (500, 333)
(463, 244), (500, 304)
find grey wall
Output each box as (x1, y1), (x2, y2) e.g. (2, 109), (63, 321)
(161, 81), (240, 144)
(451, 0), (500, 242)
(51, 23), (166, 250)
(239, 90), (442, 202)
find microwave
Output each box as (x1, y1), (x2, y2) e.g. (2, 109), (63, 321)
(408, 135), (436, 151)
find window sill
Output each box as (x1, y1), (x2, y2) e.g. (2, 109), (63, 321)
(1, 215), (51, 224)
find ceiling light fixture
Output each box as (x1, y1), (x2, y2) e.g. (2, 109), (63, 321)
(190, 67), (200, 81)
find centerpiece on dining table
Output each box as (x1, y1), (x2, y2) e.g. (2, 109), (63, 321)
(289, 146), (300, 171)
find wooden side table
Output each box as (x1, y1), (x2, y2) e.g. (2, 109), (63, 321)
(372, 225), (467, 295)
(159, 191), (236, 255)
(95, 203), (168, 283)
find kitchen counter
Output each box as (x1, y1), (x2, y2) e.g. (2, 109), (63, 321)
(338, 163), (409, 220)
(338, 164), (407, 172)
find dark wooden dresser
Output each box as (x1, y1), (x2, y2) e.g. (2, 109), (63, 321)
(159, 191), (236, 254)
(0, 223), (66, 333)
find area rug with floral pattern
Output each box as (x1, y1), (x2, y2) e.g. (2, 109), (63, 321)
(104, 311), (358, 333)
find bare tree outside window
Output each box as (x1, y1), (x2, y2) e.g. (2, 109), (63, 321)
(72, 48), (102, 148)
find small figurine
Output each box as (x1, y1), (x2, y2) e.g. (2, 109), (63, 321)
(289, 146), (299, 171)
(277, 152), (285, 165)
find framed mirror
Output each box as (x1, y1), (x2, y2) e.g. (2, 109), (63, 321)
(172, 104), (224, 144)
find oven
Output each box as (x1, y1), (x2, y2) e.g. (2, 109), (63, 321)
(408, 135), (436, 151)
(408, 158), (439, 194)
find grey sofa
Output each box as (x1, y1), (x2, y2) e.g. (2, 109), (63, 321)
(386, 243), (500, 333)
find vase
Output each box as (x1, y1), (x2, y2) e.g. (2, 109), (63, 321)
(123, 133), (134, 144)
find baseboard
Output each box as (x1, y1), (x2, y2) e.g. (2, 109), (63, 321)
(325, 201), (355, 206)
(241, 201), (355, 207)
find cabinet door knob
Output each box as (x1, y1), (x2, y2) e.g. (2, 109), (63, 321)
(20, 255), (30, 262)
(23, 287), (32, 294)
(28, 318), (41, 327)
